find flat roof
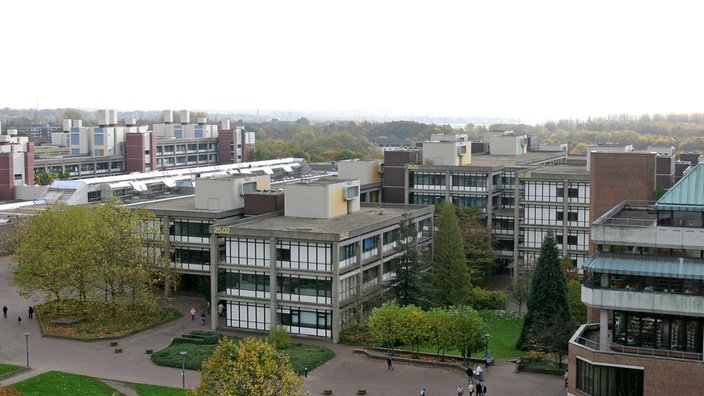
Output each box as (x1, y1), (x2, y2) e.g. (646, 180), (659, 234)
(223, 203), (433, 240)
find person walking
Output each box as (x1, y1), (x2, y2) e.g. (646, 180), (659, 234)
(17, 316), (22, 325)
(387, 355), (393, 370)
(419, 387), (427, 396)
(200, 312), (206, 325)
(206, 301), (211, 314)
(466, 366), (474, 384)
(481, 383), (487, 396)
(2, 305), (7, 318)
(217, 303), (224, 317)
(190, 307), (196, 320)
(475, 382), (482, 396)
(28, 306), (34, 319)
(456, 385), (464, 396)
(467, 383), (475, 396)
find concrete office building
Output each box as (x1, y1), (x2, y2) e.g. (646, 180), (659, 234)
(567, 163), (704, 396)
(206, 177), (434, 342)
(0, 125), (34, 201)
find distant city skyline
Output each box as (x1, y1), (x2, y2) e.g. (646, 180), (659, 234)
(2, 1), (701, 124)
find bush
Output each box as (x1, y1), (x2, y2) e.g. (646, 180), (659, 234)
(469, 287), (508, 310)
(339, 324), (371, 345)
(269, 325), (292, 349)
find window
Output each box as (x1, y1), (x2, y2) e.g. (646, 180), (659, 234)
(362, 237), (377, 252)
(568, 188), (579, 198)
(241, 181), (257, 195)
(345, 186), (359, 200)
(567, 212), (579, 222)
(339, 244), (357, 261)
(556, 211), (564, 221)
(576, 359), (643, 396)
(276, 248), (291, 261)
(556, 187), (564, 197)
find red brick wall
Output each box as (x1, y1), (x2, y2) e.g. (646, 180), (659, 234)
(589, 152), (656, 254)
(0, 153), (13, 201)
(218, 130), (236, 165)
(125, 133), (146, 173)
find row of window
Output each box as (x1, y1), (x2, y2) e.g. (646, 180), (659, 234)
(224, 271), (332, 298)
(225, 301), (332, 337)
(35, 161), (123, 175)
(576, 359), (643, 396)
(613, 311), (703, 352)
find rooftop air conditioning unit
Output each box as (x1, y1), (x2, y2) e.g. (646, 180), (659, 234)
(458, 145), (467, 156)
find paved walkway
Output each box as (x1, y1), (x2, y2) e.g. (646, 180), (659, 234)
(0, 255), (566, 395)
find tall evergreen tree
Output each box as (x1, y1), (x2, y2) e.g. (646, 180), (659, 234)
(457, 206), (498, 285)
(389, 212), (426, 307)
(516, 230), (573, 352)
(432, 203), (471, 307)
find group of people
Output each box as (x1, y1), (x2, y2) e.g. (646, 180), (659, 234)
(456, 382), (487, 396)
(419, 363), (489, 396)
(3, 305), (34, 324)
(189, 302), (226, 326)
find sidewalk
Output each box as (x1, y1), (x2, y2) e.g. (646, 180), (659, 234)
(1, 255), (566, 395)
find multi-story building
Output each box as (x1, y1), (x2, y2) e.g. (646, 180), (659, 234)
(207, 177), (434, 342)
(383, 132), (590, 275)
(567, 162), (704, 396)
(20, 110), (255, 191)
(0, 125), (34, 201)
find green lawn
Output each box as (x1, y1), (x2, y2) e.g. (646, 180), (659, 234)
(9, 371), (186, 396)
(0, 363), (24, 377)
(478, 310), (526, 359)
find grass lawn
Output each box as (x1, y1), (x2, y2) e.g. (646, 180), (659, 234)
(153, 335), (335, 375)
(9, 371), (186, 396)
(478, 310), (527, 359)
(0, 363), (24, 377)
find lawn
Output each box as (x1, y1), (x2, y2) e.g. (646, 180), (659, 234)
(478, 310), (526, 359)
(9, 371), (186, 396)
(152, 333), (335, 375)
(0, 363), (23, 377)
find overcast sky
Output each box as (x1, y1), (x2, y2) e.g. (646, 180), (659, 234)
(1, 1), (700, 123)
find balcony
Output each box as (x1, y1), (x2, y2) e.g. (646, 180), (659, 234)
(582, 285), (703, 316)
(571, 323), (703, 361)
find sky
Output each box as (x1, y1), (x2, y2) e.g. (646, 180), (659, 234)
(1, 1), (702, 124)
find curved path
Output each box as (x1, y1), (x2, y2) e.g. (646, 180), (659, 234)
(0, 256), (565, 395)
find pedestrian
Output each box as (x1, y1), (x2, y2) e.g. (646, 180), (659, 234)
(475, 382), (482, 396)
(207, 301), (211, 314)
(481, 383), (487, 396)
(387, 355), (393, 370)
(419, 387), (427, 396)
(466, 366), (474, 384)
(2, 305), (7, 318)
(17, 316), (22, 325)
(28, 306), (34, 319)
(217, 303), (224, 317)
(456, 385), (464, 396)
(200, 312), (206, 325)
(467, 383), (474, 396)
(190, 307), (196, 320)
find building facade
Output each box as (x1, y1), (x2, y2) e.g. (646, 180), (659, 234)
(567, 163), (704, 396)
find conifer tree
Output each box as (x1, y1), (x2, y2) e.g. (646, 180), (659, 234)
(389, 212), (426, 307)
(432, 203), (470, 307)
(516, 230), (573, 352)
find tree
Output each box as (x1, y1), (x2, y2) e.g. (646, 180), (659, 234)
(432, 203), (470, 307)
(508, 270), (532, 313)
(195, 337), (304, 396)
(516, 230), (573, 353)
(457, 206), (498, 285)
(11, 201), (175, 306)
(449, 305), (488, 362)
(35, 172), (57, 186)
(389, 213), (426, 307)
(368, 302), (403, 353)
(567, 279), (587, 324)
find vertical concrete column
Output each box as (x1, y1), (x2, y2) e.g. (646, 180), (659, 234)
(209, 233), (219, 330)
(269, 238), (278, 332)
(599, 309), (609, 351)
(331, 241), (341, 344)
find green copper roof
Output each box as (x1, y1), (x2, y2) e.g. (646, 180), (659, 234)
(655, 163), (704, 212)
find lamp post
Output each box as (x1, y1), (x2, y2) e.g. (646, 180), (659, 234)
(180, 351), (187, 389)
(24, 333), (30, 367)
(483, 333), (490, 368)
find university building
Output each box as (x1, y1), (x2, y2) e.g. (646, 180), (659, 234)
(567, 161), (704, 395)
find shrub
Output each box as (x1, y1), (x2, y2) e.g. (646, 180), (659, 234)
(339, 323), (371, 345)
(469, 287), (508, 310)
(269, 325), (291, 349)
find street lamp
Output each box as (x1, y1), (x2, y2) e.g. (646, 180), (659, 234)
(483, 333), (490, 368)
(24, 333), (30, 367)
(180, 351), (187, 389)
